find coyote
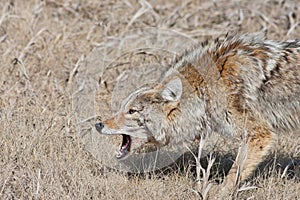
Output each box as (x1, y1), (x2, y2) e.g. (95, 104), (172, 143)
(95, 33), (300, 187)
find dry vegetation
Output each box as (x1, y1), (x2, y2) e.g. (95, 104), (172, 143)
(1, 0), (300, 199)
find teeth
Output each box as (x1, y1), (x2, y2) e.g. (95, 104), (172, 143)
(115, 150), (128, 159)
(116, 150), (123, 158)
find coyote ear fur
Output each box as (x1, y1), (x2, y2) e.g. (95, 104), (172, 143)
(161, 78), (182, 101)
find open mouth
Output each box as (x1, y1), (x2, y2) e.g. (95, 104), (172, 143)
(116, 134), (131, 159)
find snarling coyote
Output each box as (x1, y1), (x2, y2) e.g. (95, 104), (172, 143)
(95, 33), (300, 187)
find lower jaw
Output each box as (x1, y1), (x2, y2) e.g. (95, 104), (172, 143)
(116, 149), (129, 159)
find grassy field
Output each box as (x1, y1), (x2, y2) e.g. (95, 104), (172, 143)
(1, 0), (300, 199)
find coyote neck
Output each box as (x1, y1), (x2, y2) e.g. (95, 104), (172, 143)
(161, 96), (211, 145)
(160, 47), (235, 145)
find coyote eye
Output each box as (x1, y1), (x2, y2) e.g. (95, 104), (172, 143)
(128, 109), (137, 114)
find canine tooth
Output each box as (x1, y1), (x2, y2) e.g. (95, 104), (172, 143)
(116, 150), (122, 158)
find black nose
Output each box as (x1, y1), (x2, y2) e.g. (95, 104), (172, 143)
(95, 122), (104, 132)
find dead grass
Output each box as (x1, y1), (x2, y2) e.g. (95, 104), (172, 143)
(0, 0), (300, 199)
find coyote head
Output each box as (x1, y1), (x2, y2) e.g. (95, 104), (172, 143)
(95, 77), (183, 159)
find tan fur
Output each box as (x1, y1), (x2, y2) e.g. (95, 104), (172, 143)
(96, 33), (300, 188)
(103, 116), (121, 129)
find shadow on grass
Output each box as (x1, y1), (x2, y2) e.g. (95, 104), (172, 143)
(119, 150), (300, 185)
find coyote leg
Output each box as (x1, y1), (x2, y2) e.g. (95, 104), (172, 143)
(224, 122), (277, 189)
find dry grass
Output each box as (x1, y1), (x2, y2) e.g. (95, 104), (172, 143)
(1, 0), (300, 199)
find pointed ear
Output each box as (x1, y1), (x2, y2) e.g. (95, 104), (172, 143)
(161, 78), (182, 101)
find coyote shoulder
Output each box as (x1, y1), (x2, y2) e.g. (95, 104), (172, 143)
(95, 33), (300, 186)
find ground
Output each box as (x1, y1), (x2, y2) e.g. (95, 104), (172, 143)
(0, 0), (300, 199)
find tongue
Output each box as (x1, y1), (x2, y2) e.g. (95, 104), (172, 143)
(121, 135), (130, 150)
